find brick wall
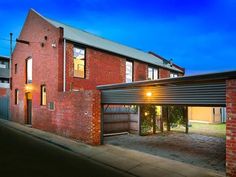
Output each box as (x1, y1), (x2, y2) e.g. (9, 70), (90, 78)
(65, 43), (127, 91)
(159, 68), (170, 78)
(134, 61), (147, 81)
(226, 79), (236, 177)
(33, 90), (101, 145)
(11, 10), (62, 124)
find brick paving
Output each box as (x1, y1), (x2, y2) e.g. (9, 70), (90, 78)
(105, 132), (225, 172)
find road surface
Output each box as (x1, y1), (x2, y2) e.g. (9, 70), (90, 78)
(0, 123), (133, 177)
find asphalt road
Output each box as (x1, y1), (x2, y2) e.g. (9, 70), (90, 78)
(0, 123), (133, 177)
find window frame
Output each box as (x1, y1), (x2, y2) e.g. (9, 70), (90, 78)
(73, 46), (86, 79)
(15, 89), (19, 105)
(170, 72), (178, 78)
(40, 85), (47, 106)
(15, 63), (17, 74)
(147, 66), (159, 80)
(125, 60), (134, 83)
(26, 57), (32, 83)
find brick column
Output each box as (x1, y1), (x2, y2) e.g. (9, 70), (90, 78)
(226, 79), (236, 177)
(91, 90), (101, 145)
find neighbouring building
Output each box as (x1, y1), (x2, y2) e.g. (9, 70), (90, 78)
(188, 107), (226, 124)
(10, 9), (184, 144)
(0, 55), (10, 95)
(0, 55), (10, 118)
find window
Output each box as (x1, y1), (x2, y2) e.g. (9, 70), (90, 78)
(15, 89), (19, 105)
(73, 47), (85, 78)
(148, 67), (158, 80)
(26, 58), (32, 83)
(41, 85), (46, 106)
(126, 61), (133, 83)
(15, 64), (17, 74)
(170, 72), (178, 78)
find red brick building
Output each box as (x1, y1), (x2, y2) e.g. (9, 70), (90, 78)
(10, 9), (184, 145)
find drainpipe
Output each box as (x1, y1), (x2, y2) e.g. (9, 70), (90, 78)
(63, 39), (66, 92)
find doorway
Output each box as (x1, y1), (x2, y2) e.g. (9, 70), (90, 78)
(26, 92), (32, 125)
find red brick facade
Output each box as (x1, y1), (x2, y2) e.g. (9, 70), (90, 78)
(226, 79), (236, 177)
(159, 68), (171, 78)
(10, 10), (181, 145)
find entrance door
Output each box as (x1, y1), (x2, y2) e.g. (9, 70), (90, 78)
(26, 93), (32, 125)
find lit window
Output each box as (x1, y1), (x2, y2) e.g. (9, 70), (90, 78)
(170, 72), (178, 78)
(15, 89), (19, 105)
(41, 85), (46, 106)
(126, 61), (133, 83)
(148, 67), (158, 80)
(26, 58), (32, 83)
(73, 47), (85, 78)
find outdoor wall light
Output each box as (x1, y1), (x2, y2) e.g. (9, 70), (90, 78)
(25, 84), (33, 92)
(146, 91), (152, 97)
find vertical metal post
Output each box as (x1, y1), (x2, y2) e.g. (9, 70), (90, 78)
(166, 106), (170, 131)
(185, 106), (189, 134)
(139, 106), (142, 136)
(160, 106), (164, 132)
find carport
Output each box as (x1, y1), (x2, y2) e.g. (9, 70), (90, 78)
(97, 70), (236, 177)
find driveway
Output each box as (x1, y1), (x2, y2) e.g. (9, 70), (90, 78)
(105, 132), (225, 172)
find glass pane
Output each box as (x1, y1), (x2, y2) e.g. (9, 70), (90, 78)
(73, 47), (85, 78)
(42, 86), (46, 106)
(126, 61), (133, 83)
(153, 68), (158, 80)
(27, 58), (32, 83)
(148, 67), (153, 80)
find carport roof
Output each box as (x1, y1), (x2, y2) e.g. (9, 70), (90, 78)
(97, 70), (236, 90)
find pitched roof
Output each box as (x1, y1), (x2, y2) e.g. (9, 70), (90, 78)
(32, 9), (183, 73)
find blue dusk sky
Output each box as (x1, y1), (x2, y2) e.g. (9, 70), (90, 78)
(0, 0), (235, 75)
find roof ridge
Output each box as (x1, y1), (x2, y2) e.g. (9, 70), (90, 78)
(45, 17), (150, 55)
(30, 9), (183, 73)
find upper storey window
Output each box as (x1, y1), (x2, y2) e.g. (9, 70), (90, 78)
(73, 47), (85, 78)
(148, 67), (158, 80)
(170, 72), (178, 78)
(126, 61), (133, 83)
(26, 58), (32, 83)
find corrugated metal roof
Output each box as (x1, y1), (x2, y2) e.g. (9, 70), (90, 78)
(32, 9), (182, 72)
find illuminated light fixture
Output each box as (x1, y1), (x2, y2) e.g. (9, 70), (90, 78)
(144, 112), (148, 116)
(25, 84), (33, 92)
(146, 91), (152, 97)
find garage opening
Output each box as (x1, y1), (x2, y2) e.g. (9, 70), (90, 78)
(102, 104), (226, 173)
(97, 71), (236, 176)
